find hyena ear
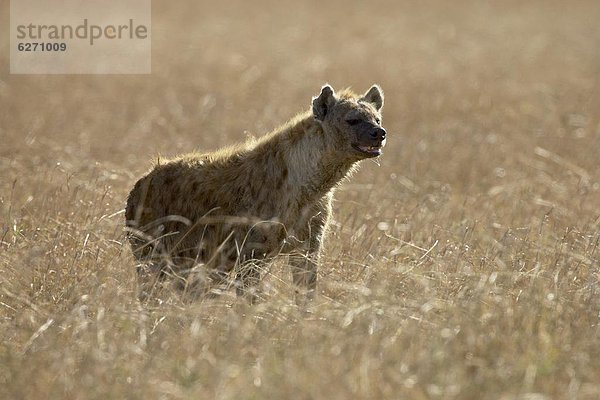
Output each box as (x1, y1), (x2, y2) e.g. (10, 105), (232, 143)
(312, 84), (337, 121)
(361, 84), (384, 111)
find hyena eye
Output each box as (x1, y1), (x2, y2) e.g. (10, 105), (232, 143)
(375, 118), (381, 125)
(346, 119), (362, 126)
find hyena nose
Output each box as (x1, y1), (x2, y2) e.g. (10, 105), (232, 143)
(371, 127), (386, 140)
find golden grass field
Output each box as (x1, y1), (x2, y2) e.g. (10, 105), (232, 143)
(1, 1), (600, 398)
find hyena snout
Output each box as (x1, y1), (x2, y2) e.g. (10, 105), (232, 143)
(359, 126), (386, 147)
(353, 126), (387, 157)
(369, 127), (386, 141)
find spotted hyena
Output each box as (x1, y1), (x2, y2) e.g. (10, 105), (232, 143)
(125, 84), (387, 303)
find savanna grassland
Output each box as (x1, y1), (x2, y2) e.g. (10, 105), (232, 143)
(1, 1), (600, 399)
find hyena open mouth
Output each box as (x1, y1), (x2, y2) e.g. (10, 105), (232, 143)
(352, 142), (385, 157)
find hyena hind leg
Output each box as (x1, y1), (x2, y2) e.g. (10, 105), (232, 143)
(136, 257), (193, 302)
(179, 267), (232, 302)
(235, 261), (264, 304)
(136, 261), (168, 302)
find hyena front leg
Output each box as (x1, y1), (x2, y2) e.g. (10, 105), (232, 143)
(289, 250), (318, 305)
(290, 204), (330, 305)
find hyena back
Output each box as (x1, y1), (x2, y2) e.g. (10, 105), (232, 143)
(125, 84), (387, 303)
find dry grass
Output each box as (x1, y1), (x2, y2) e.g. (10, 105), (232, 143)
(1, 1), (600, 399)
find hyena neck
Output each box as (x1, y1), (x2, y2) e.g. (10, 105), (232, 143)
(280, 113), (356, 200)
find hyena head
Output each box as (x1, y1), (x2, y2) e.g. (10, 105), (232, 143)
(312, 84), (386, 160)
